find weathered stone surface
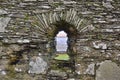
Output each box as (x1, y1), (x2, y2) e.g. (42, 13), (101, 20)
(48, 0), (54, 3)
(49, 70), (67, 78)
(75, 63), (95, 76)
(0, 9), (7, 15)
(63, 1), (76, 4)
(96, 60), (120, 80)
(28, 56), (48, 74)
(0, 17), (11, 32)
(75, 64), (81, 75)
(0, 70), (7, 75)
(92, 41), (107, 49)
(102, 1), (114, 9)
(24, 0), (37, 1)
(9, 44), (22, 51)
(84, 63), (95, 75)
(67, 78), (75, 80)
(17, 39), (30, 44)
(0, 0), (120, 80)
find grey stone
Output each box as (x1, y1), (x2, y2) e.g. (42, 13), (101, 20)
(49, 70), (67, 78)
(0, 47), (3, 53)
(24, 0), (36, 1)
(14, 67), (22, 72)
(0, 9), (7, 15)
(2, 39), (18, 44)
(0, 71), (7, 75)
(0, 17), (11, 32)
(67, 78), (75, 80)
(40, 6), (51, 9)
(83, 46), (91, 52)
(8, 14), (25, 18)
(105, 29), (114, 32)
(55, 7), (65, 11)
(81, 11), (93, 15)
(38, 0), (44, 1)
(9, 44), (21, 51)
(96, 60), (120, 80)
(63, 1), (76, 4)
(28, 56), (48, 74)
(93, 41), (107, 49)
(79, 24), (95, 32)
(17, 39), (30, 44)
(48, 0), (54, 3)
(84, 63), (95, 75)
(107, 0), (113, 1)
(75, 64), (81, 75)
(102, 2), (114, 9)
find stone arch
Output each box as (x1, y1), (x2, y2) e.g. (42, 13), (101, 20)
(32, 9), (94, 62)
(33, 9), (92, 40)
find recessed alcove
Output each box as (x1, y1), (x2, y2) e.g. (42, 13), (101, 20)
(46, 20), (78, 74)
(33, 10), (81, 76)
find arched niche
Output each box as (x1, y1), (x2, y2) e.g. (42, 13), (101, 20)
(32, 9), (92, 56)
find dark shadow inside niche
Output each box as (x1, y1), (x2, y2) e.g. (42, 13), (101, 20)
(49, 20), (78, 56)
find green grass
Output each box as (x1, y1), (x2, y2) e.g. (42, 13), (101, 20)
(54, 53), (70, 61)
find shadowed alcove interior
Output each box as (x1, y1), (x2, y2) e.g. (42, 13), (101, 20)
(48, 20), (78, 72)
(51, 20), (78, 55)
(51, 20), (78, 39)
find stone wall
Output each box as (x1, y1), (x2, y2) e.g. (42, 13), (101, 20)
(0, 0), (120, 80)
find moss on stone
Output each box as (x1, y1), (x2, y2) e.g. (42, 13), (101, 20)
(6, 65), (16, 78)
(54, 53), (70, 61)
